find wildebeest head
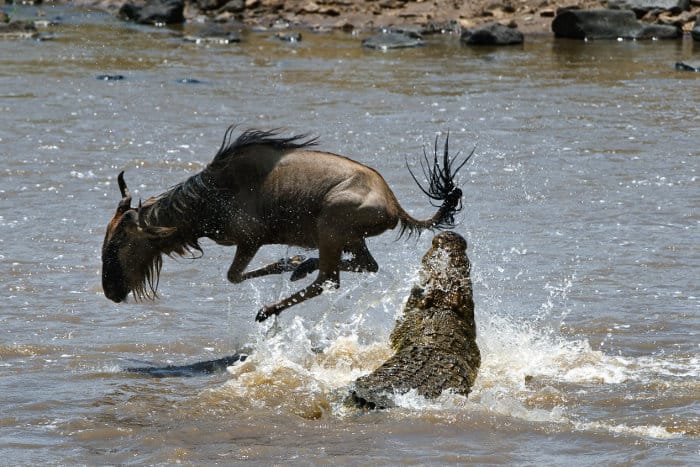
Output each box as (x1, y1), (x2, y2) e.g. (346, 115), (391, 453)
(101, 172), (176, 303)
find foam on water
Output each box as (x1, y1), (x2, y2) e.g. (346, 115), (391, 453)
(213, 276), (698, 440)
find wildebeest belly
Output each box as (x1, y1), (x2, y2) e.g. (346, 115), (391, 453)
(261, 209), (322, 249)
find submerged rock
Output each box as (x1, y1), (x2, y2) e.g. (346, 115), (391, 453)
(175, 78), (204, 84)
(0, 20), (40, 40)
(552, 8), (681, 40)
(96, 74), (126, 80)
(273, 32), (302, 42)
(362, 30), (424, 50)
(348, 231), (480, 409)
(183, 24), (241, 44)
(461, 23), (524, 46)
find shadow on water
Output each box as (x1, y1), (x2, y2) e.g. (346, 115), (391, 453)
(125, 354), (248, 378)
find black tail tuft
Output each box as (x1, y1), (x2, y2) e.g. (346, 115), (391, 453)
(406, 132), (473, 206)
(403, 132), (473, 234)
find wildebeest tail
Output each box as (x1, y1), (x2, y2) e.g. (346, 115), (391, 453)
(398, 132), (473, 237)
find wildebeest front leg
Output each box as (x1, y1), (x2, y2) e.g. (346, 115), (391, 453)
(227, 243), (305, 283)
(289, 239), (377, 281)
(343, 239), (379, 273)
(240, 255), (306, 280)
(227, 243), (260, 283)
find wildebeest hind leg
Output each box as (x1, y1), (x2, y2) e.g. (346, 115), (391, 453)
(342, 239), (378, 273)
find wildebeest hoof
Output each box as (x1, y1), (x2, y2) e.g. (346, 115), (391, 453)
(279, 255), (306, 271)
(290, 258), (319, 281)
(255, 306), (277, 322)
(255, 308), (269, 322)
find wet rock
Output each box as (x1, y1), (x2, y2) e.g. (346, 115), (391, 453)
(0, 20), (40, 40)
(274, 31), (302, 42)
(635, 22), (682, 38)
(421, 19), (461, 35)
(674, 61), (700, 71)
(119, 0), (185, 25)
(183, 23), (241, 43)
(693, 20), (700, 41)
(175, 78), (205, 83)
(96, 74), (126, 80)
(348, 231), (480, 409)
(361, 30), (424, 50)
(461, 22), (524, 45)
(552, 8), (681, 40)
(195, 0), (228, 11)
(605, 0), (690, 16)
(216, 0), (245, 14)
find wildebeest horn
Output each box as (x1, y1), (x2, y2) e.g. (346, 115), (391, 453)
(116, 171), (132, 214)
(117, 171), (130, 198)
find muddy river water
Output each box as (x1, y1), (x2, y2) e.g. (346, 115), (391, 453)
(1, 5), (699, 465)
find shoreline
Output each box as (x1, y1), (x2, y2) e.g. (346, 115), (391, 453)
(64, 0), (699, 35)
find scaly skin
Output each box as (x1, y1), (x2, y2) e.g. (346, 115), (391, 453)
(348, 231), (480, 409)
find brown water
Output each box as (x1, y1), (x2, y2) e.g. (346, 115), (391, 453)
(1, 5), (699, 465)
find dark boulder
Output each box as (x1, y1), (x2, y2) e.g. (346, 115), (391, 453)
(119, 0), (185, 25)
(692, 20), (700, 41)
(552, 8), (680, 40)
(362, 30), (424, 50)
(461, 22), (524, 46)
(347, 232), (480, 409)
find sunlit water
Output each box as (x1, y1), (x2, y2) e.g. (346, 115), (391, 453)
(1, 5), (698, 464)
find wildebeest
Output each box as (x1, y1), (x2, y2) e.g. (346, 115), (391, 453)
(101, 125), (471, 322)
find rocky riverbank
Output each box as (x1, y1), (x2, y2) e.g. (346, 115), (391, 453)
(6, 0), (696, 35)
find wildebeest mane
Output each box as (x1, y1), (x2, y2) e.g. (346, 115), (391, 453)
(208, 125), (318, 172)
(150, 173), (208, 225)
(126, 126), (319, 301)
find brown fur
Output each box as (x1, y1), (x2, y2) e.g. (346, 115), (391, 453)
(101, 126), (469, 321)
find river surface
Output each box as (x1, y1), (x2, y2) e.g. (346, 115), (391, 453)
(1, 5), (698, 465)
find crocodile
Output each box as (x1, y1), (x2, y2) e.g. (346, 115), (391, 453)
(348, 231), (480, 409)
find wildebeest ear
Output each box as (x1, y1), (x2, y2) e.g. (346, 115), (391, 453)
(142, 225), (177, 238)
